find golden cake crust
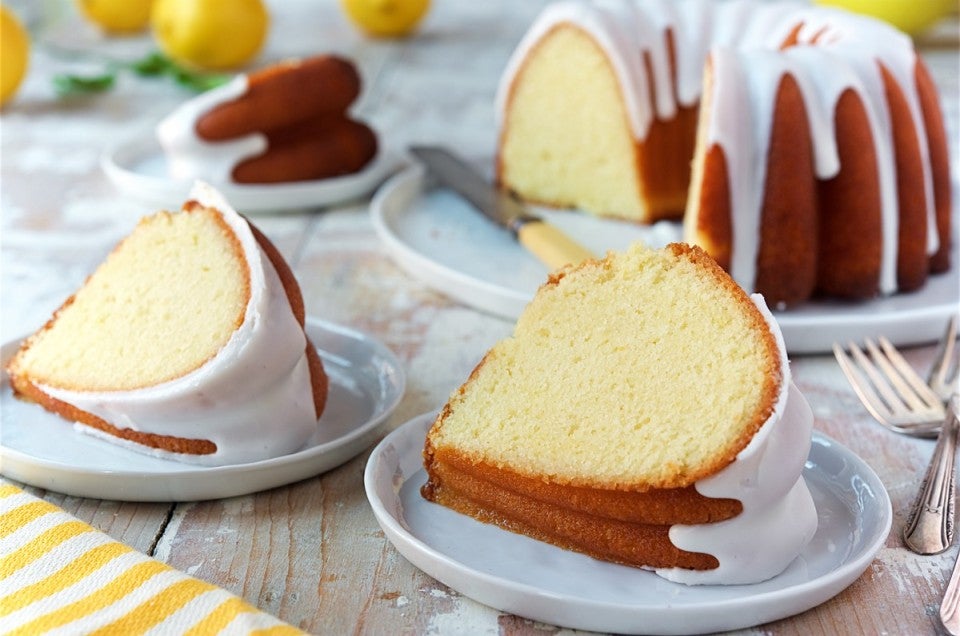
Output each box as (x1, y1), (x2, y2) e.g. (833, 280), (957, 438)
(246, 216), (328, 419)
(814, 89), (884, 298)
(753, 74), (817, 305)
(231, 117), (377, 184)
(423, 445), (742, 525)
(880, 62), (930, 293)
(196, 56), (361, 140)
(422, 454), (721, 570)
(916, 59), (952, 273)
(193, 55), (377, 185)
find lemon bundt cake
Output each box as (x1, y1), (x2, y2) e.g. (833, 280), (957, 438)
(158, 55), (378, 184)
(496, 0), (952, 306)
(6, 183), (327, 465)
(422, 243), (817, 585)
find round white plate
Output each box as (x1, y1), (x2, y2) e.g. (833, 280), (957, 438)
(371, 165), (960, 354)
(102, 133), (404, 213)
(364, 413), (892, 635)
(0, 318), (406, 502)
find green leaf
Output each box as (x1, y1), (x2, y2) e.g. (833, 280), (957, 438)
(53, 73), (116, 96)
(52, 50), (232, 98)
(129, 51), (231, 91)
(129, 52), (172, 77)
(170, 67), (231, 92)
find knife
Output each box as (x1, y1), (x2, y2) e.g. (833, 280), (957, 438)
(408, 146), (596, 270)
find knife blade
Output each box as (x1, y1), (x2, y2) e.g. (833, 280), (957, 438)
(408, 146), (596, 270)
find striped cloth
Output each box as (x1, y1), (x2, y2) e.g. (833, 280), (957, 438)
(0, 485), (304, 635)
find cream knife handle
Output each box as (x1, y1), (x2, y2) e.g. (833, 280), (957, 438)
(516, 221), (596, 270)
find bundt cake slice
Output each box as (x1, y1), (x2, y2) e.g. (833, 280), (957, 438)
(422, 243), (817, 585)
(6, 183), (327, 465)
(158, 55), (378, 184)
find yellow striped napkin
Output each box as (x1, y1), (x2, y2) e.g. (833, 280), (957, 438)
(0, 484), (304, 635)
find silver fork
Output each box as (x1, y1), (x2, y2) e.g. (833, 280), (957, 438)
(834, 328), (957, 555)
(833, 336), (945, 438)
(929, 317), (960, 635)
(929, 317), (959, 403)
(943, 395), (960, 636)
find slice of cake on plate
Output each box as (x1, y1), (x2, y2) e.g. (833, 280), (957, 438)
(5, 183), (327, 465)
(158, 55), (378, 184)
(422, 242), (817, 585)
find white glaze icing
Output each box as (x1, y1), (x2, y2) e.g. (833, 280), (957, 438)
(40, 182), (319, 466)
(497, 0), (941, 297)
(655, 294), (817, 585)
(157, 77), (267, 183)
(705, 43), (902, 296)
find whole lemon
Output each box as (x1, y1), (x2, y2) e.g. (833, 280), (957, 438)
(76, 0), (153, 34)
(341, 0), (430, 37)
(1, 4), (29, 107)
(151, 0), (269, 70)
(814, 0), (956, 35)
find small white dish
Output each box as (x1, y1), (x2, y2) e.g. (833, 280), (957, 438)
(364, 413), (892, 635)
(371, 165), (960, 354)
(0, 318), (405, 502)
(102, 133), (404, 213)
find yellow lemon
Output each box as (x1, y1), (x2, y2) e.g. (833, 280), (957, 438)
(341, 0), (430, 37)
(814, 0), (956, 35)
(1, 4), (29, 107)
(151, 0), (269, 70)
(76, 0), (153, 34)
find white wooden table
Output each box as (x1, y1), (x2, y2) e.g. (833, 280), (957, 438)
(2, 1), (958, 633)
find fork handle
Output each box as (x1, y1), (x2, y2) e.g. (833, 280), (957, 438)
(903, 404), (959, 554)
(941, 547), (960, 634)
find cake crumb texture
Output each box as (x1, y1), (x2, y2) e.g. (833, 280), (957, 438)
(427, 243), (780, 491)
(499, 25), (643, 218)
(10, 204), (249, 392)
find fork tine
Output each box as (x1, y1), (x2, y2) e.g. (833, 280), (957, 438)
(929, 316), (959, 393)
(833, 342), (895, 423)
(876, 336), (943, 410)
(863, 338), (925, 413)
(849, 339), (910, 417)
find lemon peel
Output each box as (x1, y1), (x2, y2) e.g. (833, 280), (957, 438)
(341, 0), (430, 38)
(151, 0), (269, 70)
(77, 0), (152, 34)
(1, 4), (29, 107)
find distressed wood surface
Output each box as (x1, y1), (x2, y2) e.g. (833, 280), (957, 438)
(1, 1), (958, 634)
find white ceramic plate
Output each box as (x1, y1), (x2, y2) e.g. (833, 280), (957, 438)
(364, 413), (892, 635)
(371, 165), (960, 354)
(0, 318), (405, 502)
(102, 133), (404, 213)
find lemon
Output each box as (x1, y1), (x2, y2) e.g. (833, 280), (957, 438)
(151, 0), (269, 70)
(814, 0), (956, 35)
(1, 4), (29, 107)
(341, 0), (430, 37)
(76, 0), (153, 34)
